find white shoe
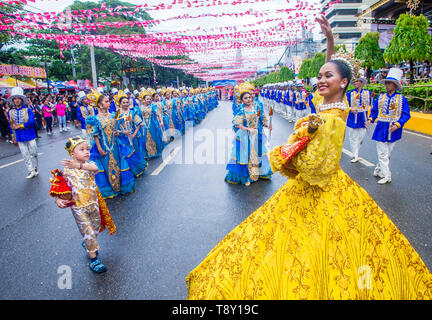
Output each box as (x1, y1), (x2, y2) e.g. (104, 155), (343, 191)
(351, 157), (360, 163)
(33, 169), (39, 177)
(373, 169), (384, 178)
(26, 171), (36, 179)
(245, 181), (251, 186)
(377, 177), (391, 184)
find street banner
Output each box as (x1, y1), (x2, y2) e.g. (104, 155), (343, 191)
(0, 64), (46, 78)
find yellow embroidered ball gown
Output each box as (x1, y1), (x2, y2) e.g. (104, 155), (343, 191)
(186, 106), (432, 300)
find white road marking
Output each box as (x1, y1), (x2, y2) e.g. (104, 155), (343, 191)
(405, 130), (432, 140)
(342, 149), (375, 167)
(0, 153), (44, 170)
(150, 147), (182, 176)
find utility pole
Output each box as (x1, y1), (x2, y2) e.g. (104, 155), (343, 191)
(88, 16), (98, 89)
(90, 45), (97, 88)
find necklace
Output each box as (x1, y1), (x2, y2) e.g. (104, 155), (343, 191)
(318, 101), (347, 112)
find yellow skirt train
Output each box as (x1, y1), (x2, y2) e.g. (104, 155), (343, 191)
(186, 109), (432, 300)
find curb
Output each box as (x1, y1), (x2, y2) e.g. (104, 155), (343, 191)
(405, 112), (432, 136)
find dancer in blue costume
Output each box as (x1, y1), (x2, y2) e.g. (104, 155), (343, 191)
(199, 89), (207, 122)
(181, 89), (194, 126)
(85, 89), (134, 199)
(161, 88), (178, 140)
(232, 85), (241, 116)
(189, 89), (200, 125)
(137, 89), (165, 158)
(225, 83), (273, 186)
(172, 89), (185, 135)
(114, 90), (148, 177)
(151, 90), (169, 144)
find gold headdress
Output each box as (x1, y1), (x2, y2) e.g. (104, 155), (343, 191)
(87, 89), (104, 108)
(65, 136), (87, 155)
(330, 49), (363, 82)
(138, 90), (151, 102)
(160, 87), (168, 96)
(113, 90), (128, 107)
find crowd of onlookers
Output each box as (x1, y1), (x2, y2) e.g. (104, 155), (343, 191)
(0, 90), (82, 145)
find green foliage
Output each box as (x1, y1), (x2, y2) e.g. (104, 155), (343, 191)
(354, 32), (386, 71)
(252, 66), (295, 86)
(384, 13), (432, 64)
(298, 52), (325, 79)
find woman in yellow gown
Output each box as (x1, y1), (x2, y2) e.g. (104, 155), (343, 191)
(185, 18), (432, 300)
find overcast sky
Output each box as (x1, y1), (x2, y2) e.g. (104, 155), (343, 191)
(23, 0), (323, 76)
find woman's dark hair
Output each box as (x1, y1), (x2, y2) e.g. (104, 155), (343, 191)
(328, 59), (352, 94)
(240, 92), (251, 101)
(119, 96), (129, 105)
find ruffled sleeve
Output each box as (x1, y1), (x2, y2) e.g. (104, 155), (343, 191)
(269, 115), (322, 179)
(85, 115), (100, 137)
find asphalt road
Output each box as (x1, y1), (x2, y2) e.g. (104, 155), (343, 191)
(0, 100), (431, 299)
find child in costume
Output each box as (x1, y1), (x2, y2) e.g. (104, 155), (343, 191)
(53, 136), (116, 273)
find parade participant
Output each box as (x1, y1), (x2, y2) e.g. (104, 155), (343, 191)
(161, 88), (178, 140)
(109, 88), (119, 113)
(287, 81), (296, 122)
(294, 80), (308, 121)
(55, 136), (116, 273)
(76, 91), (95, 140)
(365, 68), (411, 184)
(172, 89), (185, 134)
(346, 71), (372, 163)
(132, 90), (141, 109)
(85, 89), (135, 199)
(186, 15), (432, 300)
(225, 82), (273, 186)
(151, 89), (169, 143)
(232, 86), (241, 116)
(7, 87), (39, 179)
(137, 89), (165, 158)
(181, 89), (194, 126)
(114, 90), (148, 177)
(308, 77), (318, 114)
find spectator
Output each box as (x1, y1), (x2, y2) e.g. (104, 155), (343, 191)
(42, 97), (54, 135)
(0, 95), (13, 143)
(55, 97), (68, 132)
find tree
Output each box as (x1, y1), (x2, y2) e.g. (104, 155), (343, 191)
(298, 52), (325, 80)
(384, 13), (432, 84)
(354, 32), (386, 81)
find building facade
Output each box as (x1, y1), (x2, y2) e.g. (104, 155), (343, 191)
(320, 0), (377, 51)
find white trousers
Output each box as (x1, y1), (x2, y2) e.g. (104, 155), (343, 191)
(375, 141), (396, 179)
(18, 139), (38, 173)
(348, 127), (367, 159)
(294, 109), (308, 122)
(286, 105), (294, 121)
(277, 102), (284, 114)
